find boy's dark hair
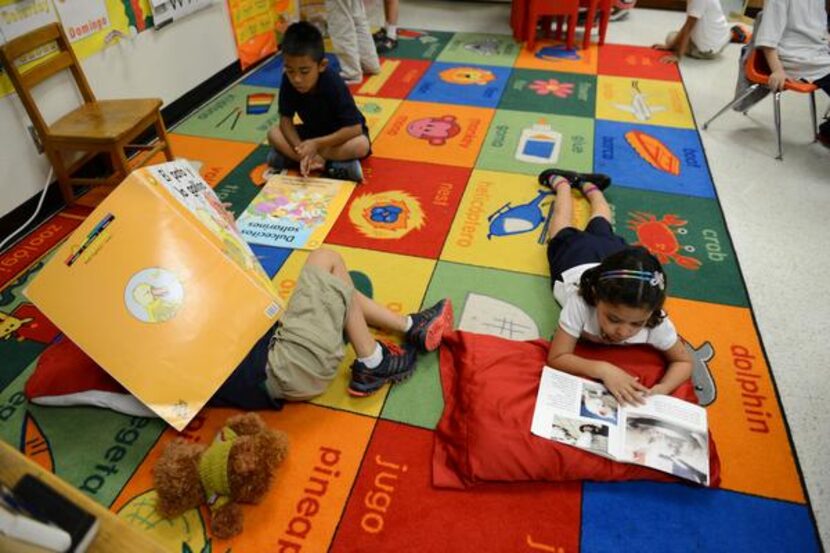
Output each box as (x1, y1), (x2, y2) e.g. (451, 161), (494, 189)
(579, 246), (667, 328)
(281, 21), (324, 62)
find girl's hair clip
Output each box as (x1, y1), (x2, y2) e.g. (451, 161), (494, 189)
(599, 269), (665, 291)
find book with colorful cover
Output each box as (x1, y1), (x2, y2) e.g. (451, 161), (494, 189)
(25, 161), (282, 430)
(235, 174), (355, 249)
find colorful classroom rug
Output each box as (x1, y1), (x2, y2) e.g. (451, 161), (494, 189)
(0, 30), (822, 552)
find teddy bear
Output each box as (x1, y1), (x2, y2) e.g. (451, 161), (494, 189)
(152, 412), (289, 539)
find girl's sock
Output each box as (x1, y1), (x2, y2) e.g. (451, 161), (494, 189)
(404, 315), (413, 332)
(554, 179), (571, 194)
(385, 24), (397, 39)
(358, 342), (383, 369)
(582, 183), (600, 195)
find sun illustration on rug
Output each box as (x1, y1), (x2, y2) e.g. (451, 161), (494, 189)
(349, 190), (425, 239)
(528, 78), (574, 98)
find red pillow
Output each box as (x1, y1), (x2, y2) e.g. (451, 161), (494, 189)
(25, 336), (156, 417)
(433, 331), (720, 488)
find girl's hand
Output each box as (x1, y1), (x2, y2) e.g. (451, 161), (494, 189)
(295, 139), (320, 160)
(648, 382), (673, 397)
(600, 364), (648, 406)
(652, 42), (670, 50)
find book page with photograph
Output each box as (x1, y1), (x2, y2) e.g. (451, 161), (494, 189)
(530, 367), (623, 459)
(531, 366), (710, 484)
(620, 397), (710, 485)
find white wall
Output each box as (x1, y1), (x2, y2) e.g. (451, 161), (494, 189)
(0, 3), (239, 218)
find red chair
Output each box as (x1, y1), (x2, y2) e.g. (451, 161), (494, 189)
(703, 49), (819, 160)
(581, 0), (612, 49)
(524, 0), (580, 51)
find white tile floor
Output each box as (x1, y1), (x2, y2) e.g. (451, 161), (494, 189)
(401, 1), (830, 547)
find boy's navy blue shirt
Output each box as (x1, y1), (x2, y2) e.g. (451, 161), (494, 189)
(278, 69), (367, 138)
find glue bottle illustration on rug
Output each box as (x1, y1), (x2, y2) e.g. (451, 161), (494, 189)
(515, 121), (562, 164)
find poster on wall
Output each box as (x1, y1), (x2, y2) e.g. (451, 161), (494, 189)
(226, 0), (276, 69)
(25, 161), (282, 431)
(0, 0), (59, 95)
(150, 0), (214, 29)
(52, 0), (110, 42)
(0, 0), (154, 97)
(271, 0), (297, 44)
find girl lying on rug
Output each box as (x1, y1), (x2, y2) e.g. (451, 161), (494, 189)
(537, 168), (693, 407)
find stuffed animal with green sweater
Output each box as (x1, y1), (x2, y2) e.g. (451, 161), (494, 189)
(152, 412), (289, 538)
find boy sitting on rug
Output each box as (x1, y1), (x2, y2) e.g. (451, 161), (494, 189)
(653, 0), (747, 61)
(266, 21), (370, 182)
(211, 248), (454, 406)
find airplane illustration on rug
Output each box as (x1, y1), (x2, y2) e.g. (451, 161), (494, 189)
(614, 80), (666, 122)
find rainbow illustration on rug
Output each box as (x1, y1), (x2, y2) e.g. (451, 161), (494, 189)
(0, 30), (821, 552)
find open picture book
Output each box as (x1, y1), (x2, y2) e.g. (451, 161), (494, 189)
(531, 366), (710, 485)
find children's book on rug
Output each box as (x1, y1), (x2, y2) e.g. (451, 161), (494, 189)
(531, 367), (710, 485)
(25, 161), (282, 431)
(236, 174), (355, 249)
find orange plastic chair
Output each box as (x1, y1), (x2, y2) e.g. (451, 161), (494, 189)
(525, 0), (580, 51)
(0, 23), (175, 204)
(703, 48), (818, 160)
(580, 0), (612, 49)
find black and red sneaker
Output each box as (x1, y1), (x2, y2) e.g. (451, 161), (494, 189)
(348, 341), (418, 397)
(405, 298), (454, 353)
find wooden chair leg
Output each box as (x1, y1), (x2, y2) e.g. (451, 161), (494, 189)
(113, 143), (132, 183)
(44, 147), (75, 205)
(154, 113), (175, 161)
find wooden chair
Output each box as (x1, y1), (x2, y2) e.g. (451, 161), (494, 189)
(703, 48), (818, 161)
(0, 23), (175, 205)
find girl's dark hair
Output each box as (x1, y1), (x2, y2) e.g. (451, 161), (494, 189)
(281, 21), (324, 62)
(579, 246), (667, 328)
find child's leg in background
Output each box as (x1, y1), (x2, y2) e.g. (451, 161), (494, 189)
(326, 0), (362, 82)
(352, 0), (380, 75)
(546, 176), (576, 242)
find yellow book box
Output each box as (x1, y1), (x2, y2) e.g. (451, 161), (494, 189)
(26, 161), (283, 430)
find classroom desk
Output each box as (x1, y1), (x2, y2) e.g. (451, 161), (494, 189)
(0, 439), (168, 553)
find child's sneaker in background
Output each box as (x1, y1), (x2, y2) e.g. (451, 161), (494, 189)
(348, 341), (418, 396)
(406, 299), (454, 352)
(326, 159), (364, 182)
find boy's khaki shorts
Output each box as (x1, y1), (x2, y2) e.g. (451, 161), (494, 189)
(264, 264), (353, 400)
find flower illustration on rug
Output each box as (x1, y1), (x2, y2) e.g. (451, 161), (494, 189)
(529, 78), (574, 98)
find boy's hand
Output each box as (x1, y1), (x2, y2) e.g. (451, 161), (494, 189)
(295, 139), (320, 160)
(300, 153), (325, 177)
(600, 363), (648, 406)
(647, 382), (673, 397)
(659, 54), (679, 64)
(768, 69), (789, 92)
